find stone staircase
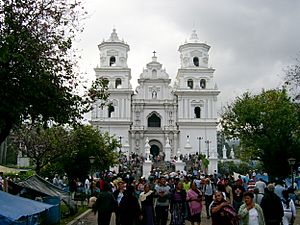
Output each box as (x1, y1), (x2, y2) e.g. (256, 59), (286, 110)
(152, 160), (175, 174)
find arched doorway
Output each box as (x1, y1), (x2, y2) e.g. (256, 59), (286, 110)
(148, 139), (163, 160)
(150, 144), (159, 157)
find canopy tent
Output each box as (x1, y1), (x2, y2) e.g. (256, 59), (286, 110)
(0, 191), (54, 225)
(14, 175), (76, 216)
(17, 174), (71, 203)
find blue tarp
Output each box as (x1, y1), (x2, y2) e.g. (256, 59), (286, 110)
(0, 191), (54, 225)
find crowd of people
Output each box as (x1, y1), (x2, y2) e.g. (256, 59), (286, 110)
(57, 169), (298, 225)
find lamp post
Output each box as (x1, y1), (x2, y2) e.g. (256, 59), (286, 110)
(89, 156), (95, 179)
(118, 136), (122, 173)
(197, 137), (203, 155)
(205, 140), (211, 158)
(288, 157), (296, 189)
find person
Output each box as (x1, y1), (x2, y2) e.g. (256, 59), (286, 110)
(238, 191), (265, 225)
(119, 185), (142, 225)
(52, 174), (59, 186)
(0, 174), (3, 191)
(281, 189), (296, 225)
(203, 177), (214, 219)
(84, 177), (90, 201)
(139, 183), (155, 225)
(88, 193), (97, 208)
(170, 181), (187, 225)
(260, 184), (284, 225)
(154, 176), (171, 225)
(274, 181), (285, 199)
(69, 178), (77, 200)
(210, 191), (239, 225)
(92, 182), (117, 225)
(183, 176), (191, 192)
(232, 184), (245, 212)
(255, 178), (266, 194)
(113, 180), (126, 225)
(253, 188), (264, 205)
(224, 178), (234, 204)
(247, 178), (256, 193)
(186, 180), (202, 225)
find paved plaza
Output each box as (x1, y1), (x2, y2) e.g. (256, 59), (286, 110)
(68, 206), (300, 225)
(69, 210), (211, 225)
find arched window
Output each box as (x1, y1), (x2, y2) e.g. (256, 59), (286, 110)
(109, 56), (116, 66)
(148, 113), (161, 127)
(187, 79), (193, 89)
(152, 69), (157, 77)
(108, 105), (114, 118)
(200, 79), (206, 89)
(194, 106), (201, 118)
(193, 57), (199, 67)
(115, 78), (122, 88)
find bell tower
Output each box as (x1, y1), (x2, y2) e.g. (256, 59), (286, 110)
(174, 30), (220, 174)
(91, 29), (133, 156)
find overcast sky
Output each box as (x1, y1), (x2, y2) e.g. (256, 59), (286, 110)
(74, 0), (300, 117)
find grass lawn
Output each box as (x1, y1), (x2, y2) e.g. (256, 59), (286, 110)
(60, 205), (89, 224)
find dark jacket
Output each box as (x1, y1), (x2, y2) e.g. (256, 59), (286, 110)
(92, 191), (117, 214)
(260, 189), (284, 223)
(119, 187), (142, 225)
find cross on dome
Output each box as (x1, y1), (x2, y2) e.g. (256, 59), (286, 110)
(108, 28), (120, 42)
(152, 50), (157, 62)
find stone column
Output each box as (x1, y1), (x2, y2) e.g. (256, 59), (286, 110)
(173, 133), (178, 158)
(143, 161), (152, 180)
(208, 146), (218, 174)
(175, 148), (186, 172)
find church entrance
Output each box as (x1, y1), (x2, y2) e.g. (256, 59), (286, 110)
(150, 144), (160, 157)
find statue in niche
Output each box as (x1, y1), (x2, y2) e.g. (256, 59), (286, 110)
(166, 137), (170, 145)
(152, 90), (157, 99)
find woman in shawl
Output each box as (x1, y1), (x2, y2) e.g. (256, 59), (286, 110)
(139, 183), (155, 225)
(210, 191), (239, 225)
(170, 181), (187, 225)
(186, 180), (203, 225)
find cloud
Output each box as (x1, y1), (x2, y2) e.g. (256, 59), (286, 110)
(75, 0), (300, 114)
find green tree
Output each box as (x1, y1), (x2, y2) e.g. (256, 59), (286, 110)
(11, 124), (70, 174)
(0, 0), (109, 145)
(220, 89), (300, 178)
(43, 125), (119, 180)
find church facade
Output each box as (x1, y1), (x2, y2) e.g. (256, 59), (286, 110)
(90, 29), (220, 173)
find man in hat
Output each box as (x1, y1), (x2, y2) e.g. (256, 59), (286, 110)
(260, 183), (284, 225)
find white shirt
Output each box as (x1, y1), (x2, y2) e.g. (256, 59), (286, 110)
(248, 208), (259, 225)
(84, 179), (90, 189)
(255, 180), (266, 194)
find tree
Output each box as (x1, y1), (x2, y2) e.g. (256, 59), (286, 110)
(220, 89), (300, 178)
(12, 124), (119, 177)
(0, 0), (109, 145)
(11, 124), (70, 173)
(41, 125), (119, 179)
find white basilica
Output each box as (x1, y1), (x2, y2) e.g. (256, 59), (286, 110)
(90, 29), (220, 174)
